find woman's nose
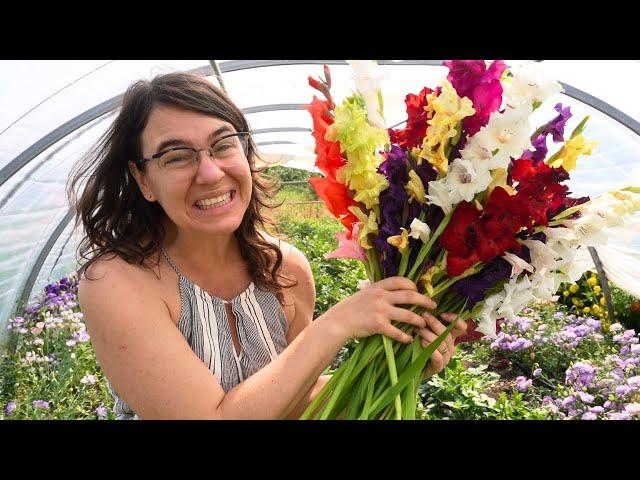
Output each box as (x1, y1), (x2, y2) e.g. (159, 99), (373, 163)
(194, 151), (225, 183)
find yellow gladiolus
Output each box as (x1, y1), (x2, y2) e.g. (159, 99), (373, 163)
(593, 286), (602, 295)
(583, 307), (591, 314)
(587, 277), (598, 286)
(563, 290), (571, 297)
(600, 297), (607, 306)
(550, 134), (598, 172)
(569, 284), (579, 293)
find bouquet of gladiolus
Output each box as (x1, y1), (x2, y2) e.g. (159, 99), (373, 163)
(301, 60), (640, 420)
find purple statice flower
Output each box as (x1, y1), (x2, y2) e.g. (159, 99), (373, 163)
(576, 391), (595, 404)
(561, 396), (576, 409)
(533, 368), (542, 377)
(72, 331), (90, 343)
(516, 376), (532, 392)
(32, 400), (50, 410)
(608, 411), (631, 420)
(4, 401), (16, 416)
(590, 406), (605, 414)
(565, 362), (596, 388)
(96, 405), (108, 418)
(615, 385), (630, 397)
(627, 376), (640, 388)
(625, 403), (640, 417)
(585, 318), (601, 330)
(581, 412), (597, 420)
(604, 400), (615, 409)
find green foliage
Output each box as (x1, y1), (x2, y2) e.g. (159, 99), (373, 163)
(418, 352), (548, 420)
(1, 286), (114, 420)
(609, 283), (640, 330)
(277, 218), (366, 319)
(263, 165), (319, 183)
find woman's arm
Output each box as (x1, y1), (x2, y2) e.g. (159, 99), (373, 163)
(81, 256), (432, 419)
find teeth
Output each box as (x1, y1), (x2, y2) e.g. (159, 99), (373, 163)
(196, 192), (232, 209)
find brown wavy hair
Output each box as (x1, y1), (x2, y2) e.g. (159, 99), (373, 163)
(67, 72), (295, 304)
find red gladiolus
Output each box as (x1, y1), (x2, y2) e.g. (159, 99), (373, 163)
(308, 177), (359, 234)
(306, 96), (345, 179)
(440, 202), (483, 276)
(389, 87), (433, 149)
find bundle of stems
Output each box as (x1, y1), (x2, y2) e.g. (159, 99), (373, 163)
(301, 208), (478, 420)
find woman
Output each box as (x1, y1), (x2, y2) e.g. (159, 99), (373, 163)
(68, 72), (467, 420)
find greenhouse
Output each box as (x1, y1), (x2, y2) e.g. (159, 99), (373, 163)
(1, 60), (639, 420)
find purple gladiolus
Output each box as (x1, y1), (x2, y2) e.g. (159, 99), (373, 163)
(581, 412), (597, 420)
(543, 104), (572, 143)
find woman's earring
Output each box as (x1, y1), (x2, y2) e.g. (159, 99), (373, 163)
(147, 193), (154, 201)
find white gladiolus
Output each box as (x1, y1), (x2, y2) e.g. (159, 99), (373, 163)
(409, 218), (431, 243)
(476, 292), (505, 338)
(426, 178), (454, 214)
(502, 252), (534, 277)
(497, 276), (536, 321)
(503, 61), (563, 108)
(445, 158), (492, 203)
(460, 104), (533, 170)
(349, 60), (386, 129)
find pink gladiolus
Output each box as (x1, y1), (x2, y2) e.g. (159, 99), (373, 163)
(325, 224), (366, 262)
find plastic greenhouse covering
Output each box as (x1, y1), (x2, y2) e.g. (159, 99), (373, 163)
(1, 59), (639, 347)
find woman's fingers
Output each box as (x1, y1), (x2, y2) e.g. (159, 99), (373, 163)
(375, 276), (419, 292)
(422, 311), (446, 335)
(389, 307), (427, 329)
(428, 350), (444, 375)
(419, 328), (438, 347)
(388, 289), (437, 310)
(441, 312), (467, 336)
(382, 324), (414, 344)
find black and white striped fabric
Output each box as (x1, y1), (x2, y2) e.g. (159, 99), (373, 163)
(108, 247), (289, 419)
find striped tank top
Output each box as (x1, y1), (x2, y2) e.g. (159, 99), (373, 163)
(108, 247), (290, 419)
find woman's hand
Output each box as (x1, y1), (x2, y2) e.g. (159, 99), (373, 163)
(417, 312), (468, 379)
(319, 276), (436, 345)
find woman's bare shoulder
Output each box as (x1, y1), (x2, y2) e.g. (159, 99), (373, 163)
(78, 253), (163, 308)
(260, 231), (310, 273)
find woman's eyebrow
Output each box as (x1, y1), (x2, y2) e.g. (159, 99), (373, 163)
(155, 125), (234, 153)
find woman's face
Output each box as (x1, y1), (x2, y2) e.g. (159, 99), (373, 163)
(132, 104), (253, 237)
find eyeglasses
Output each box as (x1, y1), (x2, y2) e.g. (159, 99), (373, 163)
(137, 132), (251, 179)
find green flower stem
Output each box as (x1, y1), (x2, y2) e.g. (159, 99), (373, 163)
(310, 334), (386, 419)
(300, 345), (355, 419)
(407, 209), (455, 282)
(398, 247), (411, 277)
(319, 342), (363, 419)
(382, 335), (402, 419)
(367, 307), (471, 418)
